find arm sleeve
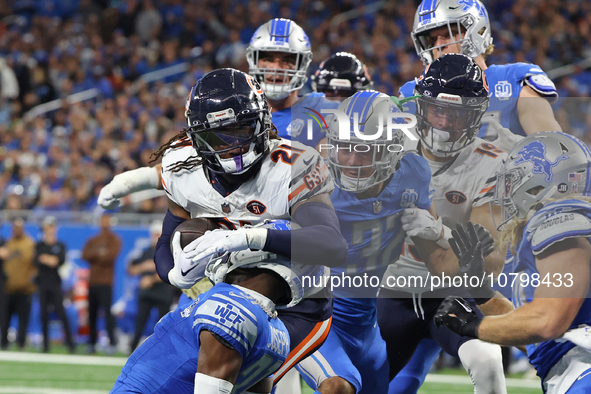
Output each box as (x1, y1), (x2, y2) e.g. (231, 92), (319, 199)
(154, 210), (187, 284)
(264, 201), (348, 267)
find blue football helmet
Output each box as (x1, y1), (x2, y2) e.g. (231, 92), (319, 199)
(185, 68), (271, 175)
(414, 54), (489, 158)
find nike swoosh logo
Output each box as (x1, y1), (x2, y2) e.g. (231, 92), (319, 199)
(448, 5), (460, 9)
(181, 265), (199, 277)
(303, 157), (314, 165)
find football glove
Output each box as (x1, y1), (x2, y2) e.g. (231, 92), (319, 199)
(434, 296), (482, 338)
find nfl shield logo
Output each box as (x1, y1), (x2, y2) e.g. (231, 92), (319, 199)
(221, 203), (231, 214)
(373, 201), (383, 214)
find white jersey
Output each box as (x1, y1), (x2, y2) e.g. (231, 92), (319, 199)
(160, 138), (333, 297)
(161, 138), (333, 226)
(382, 137), (507, 293)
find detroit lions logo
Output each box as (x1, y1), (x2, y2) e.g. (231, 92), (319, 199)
(514, 141), (568, 182)
(457, 0), (488, 21)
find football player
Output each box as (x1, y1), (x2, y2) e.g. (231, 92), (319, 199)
(96, 19), (335, 212)
(311, 52), (373, 99)
(393, 0), (561, 388)
(311, 52), (374, 156)
(399, 0), (561, 145)
(111, 244), (292, 394)
(148, 68), (348, 390)
(435, 131), (591, 394)
(295, 90), (434, 394)
(377, 54), (508, 394)
(246, 18), (339, 149)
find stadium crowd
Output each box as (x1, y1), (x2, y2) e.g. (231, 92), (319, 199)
(1, 0), (591, 214)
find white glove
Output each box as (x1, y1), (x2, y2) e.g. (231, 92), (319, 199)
(98, 167), (160, 210)
(401, 208), (444, 241)
(168, 231), (208, 289)
(190, 227), (268, 264)
(557, 324), (591, 352)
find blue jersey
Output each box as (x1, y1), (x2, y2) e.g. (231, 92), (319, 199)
(111, 283), (289, 394)
(330, 152), (433, 326)
(399, 62), (557, 139)
(512, 199), (591, 381)
(272, 92), (339, 149)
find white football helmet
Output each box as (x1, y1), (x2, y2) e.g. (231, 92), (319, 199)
(246, 18), (312, 100)
(495, 131), (591, 223)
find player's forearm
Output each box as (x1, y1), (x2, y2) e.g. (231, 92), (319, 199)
(413, 238), (460, 276)
(478, 301), (568, 346)
(518, 96), (562, 135)
(483, 251), (505, 278)
(154, 210), (187, 284)
(278, 201), (348, 267)
(476, 292), (514, 316)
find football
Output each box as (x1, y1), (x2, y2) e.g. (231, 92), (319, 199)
(172, 218), (220, 249)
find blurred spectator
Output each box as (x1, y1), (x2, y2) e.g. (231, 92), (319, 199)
(135, 0), (162, 44)
(1, 0), (591, 214)
(0, 218), (36, 350)
(34, 216), (75, 353)
(127, 220), (176, 353)
(81, 213), (121, 354)
(0, 222), (7, 348)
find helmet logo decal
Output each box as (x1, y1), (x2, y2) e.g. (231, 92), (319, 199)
(246, 75), (264, 95)
(514, 140), (569, 182)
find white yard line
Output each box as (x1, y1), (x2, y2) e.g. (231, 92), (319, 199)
(0, 351), (126, 366)
(0, 388), (108, 394)
(424, 373), (542, 389)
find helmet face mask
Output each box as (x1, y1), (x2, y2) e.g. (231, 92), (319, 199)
(326, 91), (405, 193)
(414, 54), (489, 158)
(246, 19), (312, 100)
(417, 95), (486, 157)
(412, 0), (492, 65)
(185, 68), (271, 175)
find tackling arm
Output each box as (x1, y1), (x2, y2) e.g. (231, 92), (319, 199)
(517, 86), (562, 136)
(477, 237), (591, 346)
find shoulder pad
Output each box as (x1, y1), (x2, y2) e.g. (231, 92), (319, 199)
(288, 142), (334, 207)
(193, 292), (259, 355)
(531, 212), (591, 255)
(400, 151), (431, 182)
(523, 74), (558, 102)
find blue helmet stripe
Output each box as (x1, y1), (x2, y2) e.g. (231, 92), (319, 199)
(273, 19), (288, 43)
(270, 18), (276, 38)
(345, 91), (381, 133)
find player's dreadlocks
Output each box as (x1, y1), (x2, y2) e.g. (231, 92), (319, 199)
(150, 125), (280, 173)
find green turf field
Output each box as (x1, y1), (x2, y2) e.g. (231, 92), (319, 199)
(0, 351), (542, 394)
